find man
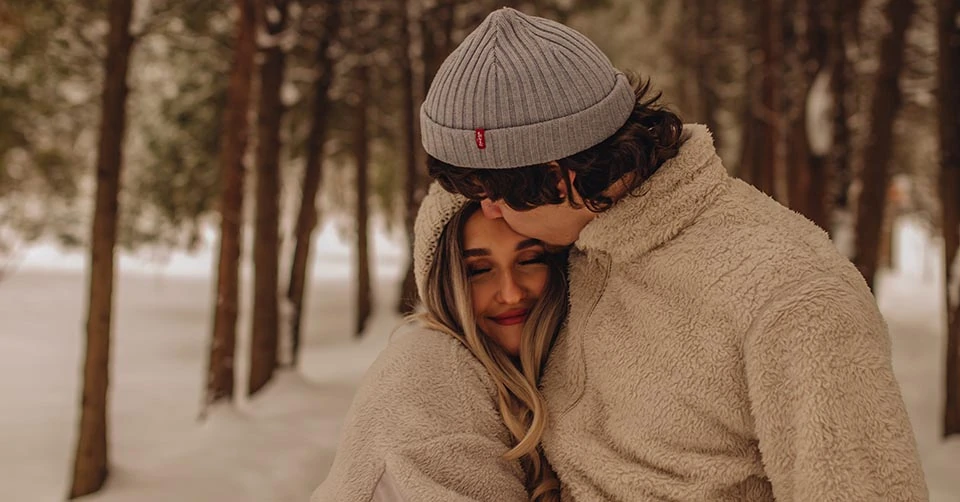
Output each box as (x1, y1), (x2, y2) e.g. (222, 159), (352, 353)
(422, 7), (928, 501)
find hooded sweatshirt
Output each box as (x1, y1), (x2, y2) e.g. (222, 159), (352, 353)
(539, 124), (928, 501)
(311, 326), (528, 502)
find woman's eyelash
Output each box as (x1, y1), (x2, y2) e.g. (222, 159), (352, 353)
(467, 254), (545, 276)
(467, 267), (491, 277)
(519, 254), (547, 265)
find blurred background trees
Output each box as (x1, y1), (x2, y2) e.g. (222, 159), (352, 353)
(2, 0), (958, 495)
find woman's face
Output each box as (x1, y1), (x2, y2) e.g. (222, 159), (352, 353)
(462, 210), (550, 357)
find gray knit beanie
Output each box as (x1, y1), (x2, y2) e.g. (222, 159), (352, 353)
(414, 182), (469, 302)
(420, 7), (635, 169)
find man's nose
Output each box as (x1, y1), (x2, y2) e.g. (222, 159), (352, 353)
(480, 199), (503, 220)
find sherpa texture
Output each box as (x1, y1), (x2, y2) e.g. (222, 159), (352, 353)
(311, 326), (528, 502)
(419, 7), (635, 169)
(413, 182), (468, 302)
(540, 124), (928, 501)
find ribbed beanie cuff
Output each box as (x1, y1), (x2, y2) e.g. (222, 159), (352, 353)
(420, 8), (635, 169)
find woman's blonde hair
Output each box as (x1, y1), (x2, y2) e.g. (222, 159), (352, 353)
(411, 201), (566, 502)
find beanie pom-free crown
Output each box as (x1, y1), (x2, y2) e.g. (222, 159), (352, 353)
(420, 7), (635, 169)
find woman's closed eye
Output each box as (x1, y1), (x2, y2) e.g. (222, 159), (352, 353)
(518, 253), (547, 266)
(467, 263), (492, 277)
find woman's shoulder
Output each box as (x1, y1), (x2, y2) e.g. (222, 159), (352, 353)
(386, 321), (467, 359)
(366, 322), (495, 399)
(314, 322), (524, 502)
(342, 321), (506, 444)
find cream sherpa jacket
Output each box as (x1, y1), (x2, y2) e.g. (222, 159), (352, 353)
(540, 124), (928, 501)
(311, 325), (528, 502)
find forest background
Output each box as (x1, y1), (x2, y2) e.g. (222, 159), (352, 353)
(1, 0), (959, 499)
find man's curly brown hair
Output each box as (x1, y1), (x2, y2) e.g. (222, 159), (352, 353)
(428, 75), (684, 212)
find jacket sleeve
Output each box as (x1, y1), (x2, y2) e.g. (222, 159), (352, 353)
(372, 432), (529, 502)
(312, 329), (528, 502)
(743, 274), (928, 502)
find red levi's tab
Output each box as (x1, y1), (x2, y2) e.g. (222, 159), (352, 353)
(475, 128), (486, 149)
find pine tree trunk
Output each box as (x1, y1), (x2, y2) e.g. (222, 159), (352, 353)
(205, 0), (258, 410)
(287, 0), (341, 367)
(249, 0), (289, 396)
(421, 0), (456, 96)
(740, 0), (782, 198)
(674, 0), (699, 122)
(397, 0), (421, 314)
(786, 0), (829, 229)
(738, 27), (759, 185)
(694, 0), (721, 148)
(852, 0), (915, 291)
(757, 0), (783, 202)
(397, 0), (456, 314)
(782, 0), (810, 217)
(828, 0), (864, 224)
(938, 0), (960, 438)
(354, 63), (372, 337)
(68, 0), (133, 497)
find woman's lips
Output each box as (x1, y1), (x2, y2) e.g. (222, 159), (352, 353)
(491, 309), (529, 326)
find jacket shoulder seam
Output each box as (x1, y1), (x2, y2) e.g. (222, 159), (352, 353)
(742, 271), (845, 347)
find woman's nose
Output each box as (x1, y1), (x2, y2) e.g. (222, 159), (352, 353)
(496, 271), (525, 304)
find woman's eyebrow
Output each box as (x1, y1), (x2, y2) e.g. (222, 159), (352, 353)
(516, 239), (542, 250)
(463, 239), (541, 258)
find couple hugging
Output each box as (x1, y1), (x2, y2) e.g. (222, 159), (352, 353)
(314, 8), (927, 502)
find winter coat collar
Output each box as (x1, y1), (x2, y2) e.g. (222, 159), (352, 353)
(575, 124), (728, 261)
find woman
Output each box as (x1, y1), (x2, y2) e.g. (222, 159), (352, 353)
(312, 183), (567, 502)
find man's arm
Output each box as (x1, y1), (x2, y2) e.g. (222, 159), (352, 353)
(743, 274), (928, 501)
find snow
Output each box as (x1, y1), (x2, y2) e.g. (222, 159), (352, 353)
(2, 223), (402, 502)
(2, 218), (959, 501)
(805, 68), (834, 157)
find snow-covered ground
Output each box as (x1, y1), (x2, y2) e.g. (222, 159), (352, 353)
(1, 222), (405, 502)
(2, 217), (958, 501)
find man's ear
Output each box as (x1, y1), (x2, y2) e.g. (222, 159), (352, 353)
(548, 162), (574, 199)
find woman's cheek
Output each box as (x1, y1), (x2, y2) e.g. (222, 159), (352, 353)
(470, 282), (489, 316)
(525, 268), (550, 297)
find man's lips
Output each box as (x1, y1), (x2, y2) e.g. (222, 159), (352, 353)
(490, 308), (529, 326)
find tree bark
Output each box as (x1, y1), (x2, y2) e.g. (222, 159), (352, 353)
(740, 0), (782, 199)
(828, 0), (865, 225)
(354, 63), (372, 337)
(397, 0), (421, 314)
(938, 0), (960, 438)
(68, 0), (134, 497)
(757, 0), (783, 202)
(421, 0), (456, 98)
(852, 0), (915, 291)
(782, 0), (811, 217)
(694, 0), (721, 147)
(205, 0), (259, 410)
(249, 0), (289, 396)
(786, 0), (830, 229)
(287, 0), (341, 367)
(397, 0), (457, 314)
(738, 1), (760, 186)
(673, 0), (699, 122)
